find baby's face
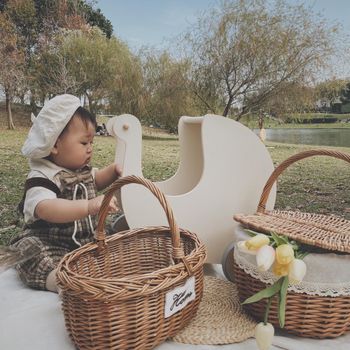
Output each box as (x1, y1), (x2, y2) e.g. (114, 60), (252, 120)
(51, 116), (95, 170)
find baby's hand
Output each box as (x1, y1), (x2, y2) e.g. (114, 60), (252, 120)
(115, 163), (122, 178)
(88, 195), (119, 216)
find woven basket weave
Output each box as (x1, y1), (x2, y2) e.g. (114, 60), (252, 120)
(234, 149), (350, 338)
(56, 175), (206, 350)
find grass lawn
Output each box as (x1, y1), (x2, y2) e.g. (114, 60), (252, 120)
(240, 113), (350, 129)
(1, 126), (349, 245)
(242, 120), (350, 129)
(267, 123), (350, 129)
(288, 112), (350, 121)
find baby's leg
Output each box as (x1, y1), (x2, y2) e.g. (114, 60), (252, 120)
(46, 268), (58, 292)
(12, 236), (66, 292)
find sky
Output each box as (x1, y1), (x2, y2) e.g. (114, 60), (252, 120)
(95, 0), (350, 47)
(95, 0), (350, 78)
(95, 0), (215, 49)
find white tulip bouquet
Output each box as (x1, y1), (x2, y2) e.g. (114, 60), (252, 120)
(237, 230), (308, 350)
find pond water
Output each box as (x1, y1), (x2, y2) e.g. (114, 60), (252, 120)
(255, 128), (350, 148)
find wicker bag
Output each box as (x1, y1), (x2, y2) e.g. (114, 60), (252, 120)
(234, 149), (350, 339)
(56, 175), (207, 350)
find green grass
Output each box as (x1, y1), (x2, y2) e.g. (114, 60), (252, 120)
(1, 127), (349, 245)
(265, 142), (350, 217)
(288, 112), (350, 121)
(241, 119), (350, 129)
(267, 123), (350, 129)
(240, 112), (350, 129)
(0, 102), (33, 128)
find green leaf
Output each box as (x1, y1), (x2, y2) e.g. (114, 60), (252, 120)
(242, 278), (283, 305)
(278, 276), (289, 328)
(281, 236), (290, 244)
(244, 229), (260, 237)
(270, 231), (289, 246)
(291, 243), (299, 251)
(296, 251), (309, 259)
(264, 297), (273, 325)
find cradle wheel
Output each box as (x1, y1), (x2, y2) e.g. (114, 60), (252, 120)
(221, 241), (235, 282)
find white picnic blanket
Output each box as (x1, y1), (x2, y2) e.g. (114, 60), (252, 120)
(0, 266), (349, 350)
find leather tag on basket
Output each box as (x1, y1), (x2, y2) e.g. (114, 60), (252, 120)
(165, 276), (196, 318)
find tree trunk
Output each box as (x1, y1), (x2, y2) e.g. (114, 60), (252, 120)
(222, 95), (234, 117)
(85, 93), (92, 112)
(5, 91), (15, 130)
(258, 112), (266, 142)
(259, 128), (266, 142)
(258, 113), (264, 129)
(29, 93), (38, 114)
(83, 94), (87, 108)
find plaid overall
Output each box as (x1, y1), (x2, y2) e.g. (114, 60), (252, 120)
(11, 166), (97, 290)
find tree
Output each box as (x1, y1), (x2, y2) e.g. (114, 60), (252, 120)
(182, 0), (340, 119)
(316, 79), (348, 111)
(1, 0), (114, 108)
(79, 1), (113, 38)
(238, 81), (316, 139)
(106, 53), (143, 116)
(3, 0), (38, 61)
(32, 27), (141, 114)
(65, 28), (140, 114)
(0, 12), (25, 129)
(31, 30), (85, 99)
(256, 82), (316, 123)
(339, 81), (350, 105)
(32, 0), (113, 37)
(139, 49), (195, 130)
(1, 0), (113, 42)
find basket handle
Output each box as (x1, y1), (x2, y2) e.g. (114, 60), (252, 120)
(95, 175), (185, 261)
(257, 149), (350, 213)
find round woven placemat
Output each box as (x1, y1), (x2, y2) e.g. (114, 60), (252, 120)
(173, 275), (256, 345)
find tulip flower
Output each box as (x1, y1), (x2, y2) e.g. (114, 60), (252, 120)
(255, 322), (274, 350)
(272, 261), (290, 276)
(288, 258), (307, 284)
(245, 234), (270, 251)
(237, 241), (257, 255)
(276, 244), (294, 265)
(256, 245), (275, 271)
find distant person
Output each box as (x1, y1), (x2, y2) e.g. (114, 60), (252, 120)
(102, 123), (108, 136)
(10, 94), (122, 292)
(96, 123), (108, 136)
(96, 124), (104, 135)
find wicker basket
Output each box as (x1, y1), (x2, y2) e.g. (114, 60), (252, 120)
(56, 175), (207, 350)
(234, 149), (350, 338)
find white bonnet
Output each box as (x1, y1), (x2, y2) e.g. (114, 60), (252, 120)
(22, 94), (81, 159)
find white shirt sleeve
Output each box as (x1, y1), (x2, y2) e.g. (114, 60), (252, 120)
(23, 186), (58, 224)
(22, 161), (97, 224)
(91, 167), (98, 179)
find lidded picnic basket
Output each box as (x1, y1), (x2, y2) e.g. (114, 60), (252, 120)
(233, 149), (350, 339)
(56, 175), (206, 350)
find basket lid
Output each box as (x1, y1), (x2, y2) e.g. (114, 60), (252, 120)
(234, 210), (350, 253)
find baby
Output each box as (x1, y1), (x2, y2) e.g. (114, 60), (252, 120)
(11, 94), (121, 292)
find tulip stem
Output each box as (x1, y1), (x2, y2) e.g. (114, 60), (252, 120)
(264, 297), (273, 325)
